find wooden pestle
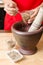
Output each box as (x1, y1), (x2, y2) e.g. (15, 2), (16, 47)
(28, 7), (43, 32)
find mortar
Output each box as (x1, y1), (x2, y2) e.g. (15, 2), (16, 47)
(11, 21), (43, 55)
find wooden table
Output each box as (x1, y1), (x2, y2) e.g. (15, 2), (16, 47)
(0, 31), (43, 65)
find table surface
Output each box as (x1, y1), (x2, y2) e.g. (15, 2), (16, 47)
(0, 31), (43, 65)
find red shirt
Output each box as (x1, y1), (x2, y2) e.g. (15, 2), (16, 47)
(4, 0), (43, 30)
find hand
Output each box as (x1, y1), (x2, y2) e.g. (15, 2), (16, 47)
(21, 9), (38, 24)
(4, 1), (18, 16)
(28, 8), (39, 24)
(28, 2), (43, 24)
(22, 3), (43, 24)
(21, 11), (30, 23)
(21, 7), (39, 24)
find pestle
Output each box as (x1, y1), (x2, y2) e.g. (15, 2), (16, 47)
(28, 7), (43, 32)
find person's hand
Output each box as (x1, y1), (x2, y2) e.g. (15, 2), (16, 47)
(28, 2), (43, 24)
(28, 7), (39, 24)
(21, 3), (43, 24)
(21, 11), (30, 23)
(21, 9), (39, 24)
(21, 7), (39, 24)
(4, 1), (18, 16)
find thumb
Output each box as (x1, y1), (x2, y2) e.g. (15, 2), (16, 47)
(9, 1), (17, 8)
(28, 17), (35, 24)
(30, 9), (39, 18)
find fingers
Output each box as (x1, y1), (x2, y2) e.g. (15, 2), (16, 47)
(9, 1), (17, 8)
(4, 8), (18, 16)
(21, 12), (30, 22)
(30, 9), (39, 18)
(4, 6), (18, 16)
(4, 5), (18, 12)
(5, 1), (17, 8)
(21, 11), (35, 23)
(28, 17), (35, 24)
(4, 1), (19, 16)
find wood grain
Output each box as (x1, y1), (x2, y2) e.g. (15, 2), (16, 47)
(0, 32), (43, 65)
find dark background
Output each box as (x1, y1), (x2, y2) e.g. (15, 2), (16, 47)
(0, 8), (6, 29)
